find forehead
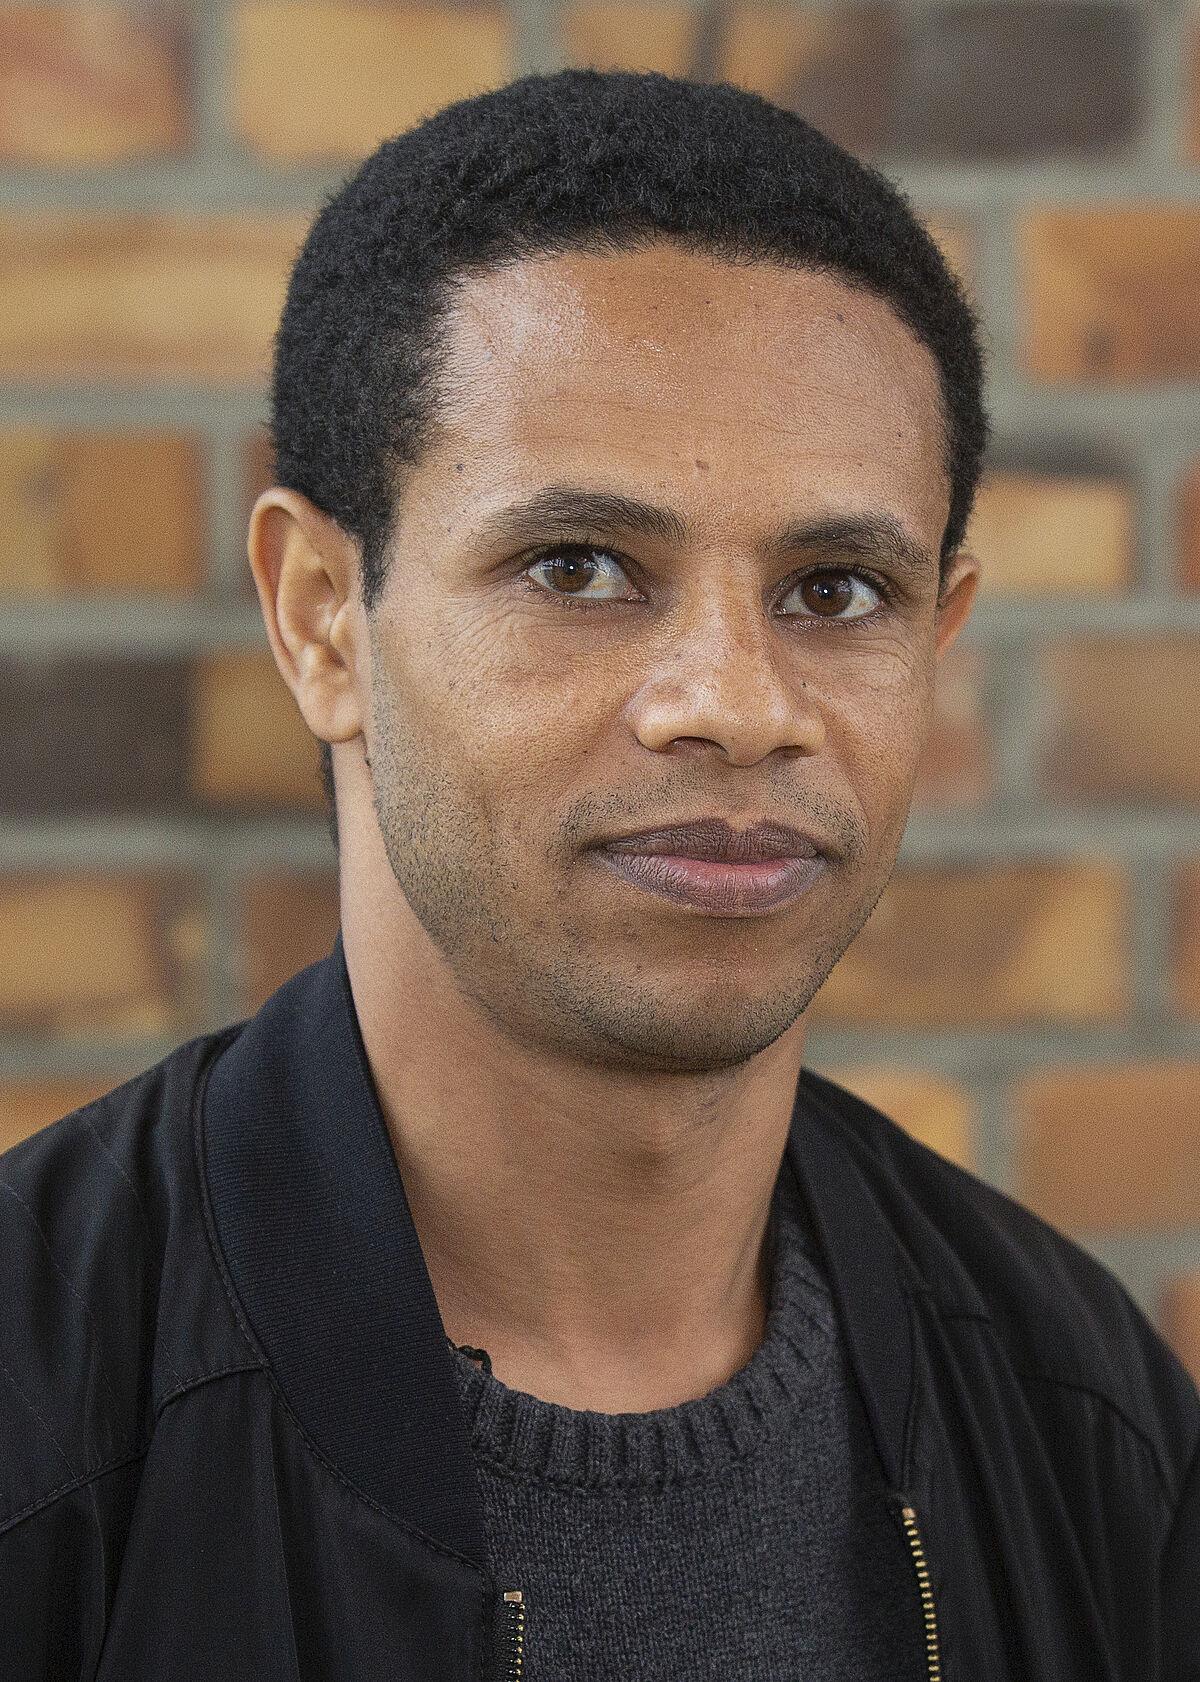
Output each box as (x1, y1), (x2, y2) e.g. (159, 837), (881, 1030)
(429, 244), (950, 539)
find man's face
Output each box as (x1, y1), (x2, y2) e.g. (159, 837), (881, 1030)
(361, 243), (966, 1073)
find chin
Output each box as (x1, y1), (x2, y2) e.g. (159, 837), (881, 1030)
(559, 981), (816, 1075)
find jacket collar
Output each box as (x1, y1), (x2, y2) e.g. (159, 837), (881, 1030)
(201, 940), (917, 1568)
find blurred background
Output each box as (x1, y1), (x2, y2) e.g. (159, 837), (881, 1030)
(0, 0), (1197, 1378)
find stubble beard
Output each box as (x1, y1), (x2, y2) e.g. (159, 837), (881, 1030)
(369, 687), (896, 1075)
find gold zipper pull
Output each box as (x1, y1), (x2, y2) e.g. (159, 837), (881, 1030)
(898, 1505), (942, 1682)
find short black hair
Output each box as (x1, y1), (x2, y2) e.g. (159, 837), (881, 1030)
(275, 68), (986, 601)
(272, 69), (988, 818)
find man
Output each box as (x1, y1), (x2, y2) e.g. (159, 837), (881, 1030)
(0, 68), (1195, 1681)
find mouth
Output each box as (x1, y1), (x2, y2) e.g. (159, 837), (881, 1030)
(593, 818), (826, 917)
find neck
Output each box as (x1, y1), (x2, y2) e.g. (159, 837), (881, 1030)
(341, 853), (808, 1415)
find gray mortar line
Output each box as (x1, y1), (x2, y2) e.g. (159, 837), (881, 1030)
(803, 1021), (1200, 1077)
(0, 816), (336, 871)
(1127, 856), (1181, 1028)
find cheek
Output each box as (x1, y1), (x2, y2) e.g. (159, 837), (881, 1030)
(385, 603), (619, 799)
(821, 643), (936, 817)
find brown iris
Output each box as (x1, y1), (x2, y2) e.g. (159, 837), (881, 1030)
(546, 555), (594, 591)
(798, 571), (855, 616)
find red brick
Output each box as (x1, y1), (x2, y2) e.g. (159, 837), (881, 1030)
(966, 471), (1132, 595)
(1177, 460), (1200, 591)
(910, 645), (991, 810)
(809, 862), (1127, 1027)
(1174, 862), (1200, 1018)
(0, 430), (202, 594)
(242, 873), (340, 1011)
(0, 214), (307, 382)
(0, 5), (189, 165)
(0, 1076), (123, 1155)
(1161, 1273), (1200, 1388)
(233, 1), (512, 162)
(1015, 1062), (1200, 1232)
(821, 1065), (974, 1169)
(563, 1), (697, 74)
(190, 649), (325, 810)
(1041, 639), (1200, 804)
(1024, 208), (1200, 381)
(0, 875), (206, 1037)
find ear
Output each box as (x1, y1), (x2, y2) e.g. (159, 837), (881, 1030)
(247, 488), (368, 747)
(934, 551), (980, 660)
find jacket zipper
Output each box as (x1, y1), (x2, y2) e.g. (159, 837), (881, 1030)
(898, 1505), (941, 1682)
(496, 1589), (526, 1680)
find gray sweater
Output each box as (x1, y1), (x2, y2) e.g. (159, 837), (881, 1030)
(450, 1160), (926, 1680)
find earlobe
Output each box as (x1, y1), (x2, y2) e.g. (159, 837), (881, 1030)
(247, 488), (367, 747)
(934, 551), (981, 659)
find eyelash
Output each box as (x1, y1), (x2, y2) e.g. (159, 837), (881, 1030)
(520, 544), (896, 620)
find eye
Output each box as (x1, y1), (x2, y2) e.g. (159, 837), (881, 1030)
(780, 569), (882, 621)
(524, 547), (639, 602)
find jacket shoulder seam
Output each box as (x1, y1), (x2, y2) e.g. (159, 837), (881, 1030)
(0, 1445), (149, 1537)
(0, 1362), (266, 1538)
(1012, 1366), (1175, 1500)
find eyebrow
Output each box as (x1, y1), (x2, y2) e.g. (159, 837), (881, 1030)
(472, 485), (689, 550)
(770, 514), (936, 579)
(471, 484), (935, 577)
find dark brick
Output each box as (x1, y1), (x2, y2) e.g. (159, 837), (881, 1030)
(719, 5), (899, 159)
(0, 657), (189, 815)
(891, 3), (1142, 161)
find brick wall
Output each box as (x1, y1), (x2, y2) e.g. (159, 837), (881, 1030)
(1, 0), (1198, 1382)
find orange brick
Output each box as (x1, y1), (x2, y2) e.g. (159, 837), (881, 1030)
(821, 1065), (974, 1169)
(809, 862), (1127, 1028)
(1015, 1062), (1200, 1233)
(232, 1), (512, 162)
(0, 430), (202, 595)
(242, 873), (341, 1011)
(1041, 639), (1200, 805)
(191, 649), (325, 809)
(0, 1076), (124, 1155)
(1024, 207), (1200, 381)
(0, 875), (206, 1037)
(1161, 1273), (1200, 1388)
(910, 645), (991, 810)
(1177, 460), (1200, 591)
(1174, 862), (1200, 1018)
(0, 214), (307, 382)
(0, 5), (189, 165)
(563, 1), (697, 74)
(966, 472), (1132, 595)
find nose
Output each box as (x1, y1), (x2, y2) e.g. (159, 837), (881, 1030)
(625, 587), (826, 767)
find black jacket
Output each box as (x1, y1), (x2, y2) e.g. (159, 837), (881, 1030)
(1, 944), (1197, 1681)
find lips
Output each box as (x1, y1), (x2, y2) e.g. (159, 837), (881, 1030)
(595, 818), (825, 915)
